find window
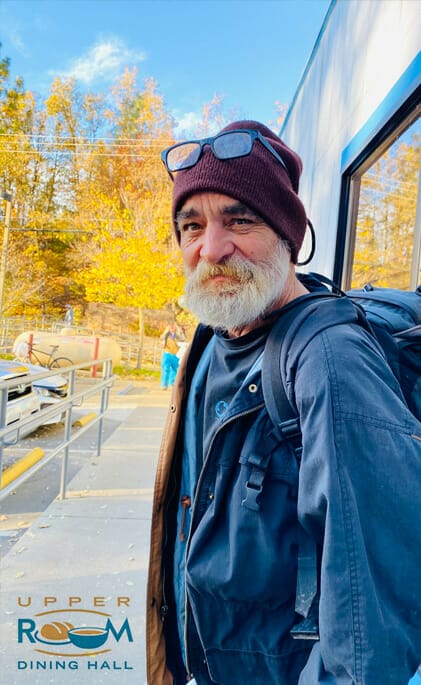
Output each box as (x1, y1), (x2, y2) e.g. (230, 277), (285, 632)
(344, 112), (420, 290)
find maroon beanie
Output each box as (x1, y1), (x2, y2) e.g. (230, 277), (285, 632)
(171, 120), (308, 263)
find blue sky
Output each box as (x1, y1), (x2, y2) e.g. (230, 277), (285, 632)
(1, 0), (331, 135)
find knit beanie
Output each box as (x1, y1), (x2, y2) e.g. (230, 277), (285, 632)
(171, 120), (308, 263)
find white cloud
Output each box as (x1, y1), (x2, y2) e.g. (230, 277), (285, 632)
(2, 20), (28, 57)
(8, 29), (26, 54)
(174, 111), (203, 137)
(53, 38), (146, 85)
(173, 109), (226, 139)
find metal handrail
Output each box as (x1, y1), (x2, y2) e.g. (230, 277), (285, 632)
(0, 358), (114, 501)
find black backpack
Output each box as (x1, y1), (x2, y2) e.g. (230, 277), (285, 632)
(347, 284), (421, 419)
(262, 276), (421, 430)
(260, 275), (421, 639)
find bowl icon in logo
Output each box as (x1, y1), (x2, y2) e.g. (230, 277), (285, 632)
(67, 627), (109, 649)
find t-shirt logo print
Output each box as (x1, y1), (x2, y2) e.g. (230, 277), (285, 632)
(215, 400), (229, 419)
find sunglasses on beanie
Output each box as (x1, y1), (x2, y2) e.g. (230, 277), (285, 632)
(161, 129), (290, 181)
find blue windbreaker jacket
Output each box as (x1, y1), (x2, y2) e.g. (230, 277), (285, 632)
(146, 315), (421, 685)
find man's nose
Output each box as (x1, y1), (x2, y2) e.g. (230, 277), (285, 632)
(199, 222), (235, 263)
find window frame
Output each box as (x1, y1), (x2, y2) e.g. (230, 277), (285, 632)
(334, 84), (421, 290)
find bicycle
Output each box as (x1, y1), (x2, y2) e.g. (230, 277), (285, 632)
(14, 342), (73, 369)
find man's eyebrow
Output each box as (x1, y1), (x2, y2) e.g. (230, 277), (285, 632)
(175, 207), (200, 222)
(175, 202), (264, 223)
(221, 203), (263, 220)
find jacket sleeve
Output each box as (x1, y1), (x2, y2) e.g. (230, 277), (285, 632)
(289, 323), (421, 685)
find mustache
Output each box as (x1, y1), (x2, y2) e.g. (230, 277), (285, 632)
(187, 257), (257, 285)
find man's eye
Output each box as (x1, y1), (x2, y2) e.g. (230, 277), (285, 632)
(228, 217), (254, 228)
(181, 222), (201, 232)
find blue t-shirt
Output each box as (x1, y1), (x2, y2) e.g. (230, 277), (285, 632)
(173, 323), (271, 665)
(202, 326), (271, 454)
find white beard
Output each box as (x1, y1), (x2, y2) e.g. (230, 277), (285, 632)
(183, 239), (291, 330)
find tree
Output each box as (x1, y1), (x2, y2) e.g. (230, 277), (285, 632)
(0, 49), (56, 315)
(75, 198), (184, 365)
(69, 70), (182, 363)
(353, 130), (420, 289)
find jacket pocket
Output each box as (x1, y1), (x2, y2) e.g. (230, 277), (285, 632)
(187, 450), (300, 604)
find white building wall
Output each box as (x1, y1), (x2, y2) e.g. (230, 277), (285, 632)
(282, 0), (421, 276)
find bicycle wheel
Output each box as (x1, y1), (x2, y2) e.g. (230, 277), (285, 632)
(49, 357), (73, 369)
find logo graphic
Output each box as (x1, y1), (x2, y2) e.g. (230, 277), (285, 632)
(16, 596), (135, 672)
(215, 400), (229, 418)
(17, 598), (133, 670)
(18, 608), (133, 657)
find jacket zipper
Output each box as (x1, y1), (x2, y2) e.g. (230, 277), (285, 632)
(183, 401), (265, 676)
(179, 495), (192, 541)
(160, 454), (183, 623)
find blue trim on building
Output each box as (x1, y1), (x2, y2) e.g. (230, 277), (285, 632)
(341, 51), (421, 171)
(280, 0), (337, 136)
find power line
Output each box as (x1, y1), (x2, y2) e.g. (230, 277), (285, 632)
(0, 132), (175, 144)
(0, 147), (168, 159)
(12, 227), (93, 233)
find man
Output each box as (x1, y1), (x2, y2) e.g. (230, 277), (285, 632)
(146, 121), (421, 684)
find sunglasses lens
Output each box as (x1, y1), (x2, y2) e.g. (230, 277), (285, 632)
(213, 131), (253, 159)
(166, 142), (201, 172)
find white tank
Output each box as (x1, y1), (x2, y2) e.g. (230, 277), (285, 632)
(13, 330), (122, 368)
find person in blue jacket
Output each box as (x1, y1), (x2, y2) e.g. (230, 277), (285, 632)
(160, 321), (185, 389)
(63, 303), (74, 326)
(146, 120), (421, 685)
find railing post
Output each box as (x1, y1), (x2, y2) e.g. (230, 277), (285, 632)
(58, 368), (76, 500)
(0, 386), (8, 486)
(96, 359), (111, 457)
(28, 332), (34, 361)
(92, 336), (100, 378)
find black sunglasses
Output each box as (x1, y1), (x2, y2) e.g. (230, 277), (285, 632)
(161, 129), (289, 181)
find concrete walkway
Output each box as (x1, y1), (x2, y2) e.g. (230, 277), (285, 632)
(0, 382), (170, 685)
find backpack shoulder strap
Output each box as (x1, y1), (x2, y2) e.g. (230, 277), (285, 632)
(261, 294), (368, 640)
(262, 294), (367, 433)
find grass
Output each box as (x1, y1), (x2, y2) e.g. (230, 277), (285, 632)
(112, 365), (160, 381)
(1, 354), (161, 382)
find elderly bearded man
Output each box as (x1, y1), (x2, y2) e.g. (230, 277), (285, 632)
(146, 121), (421, 685)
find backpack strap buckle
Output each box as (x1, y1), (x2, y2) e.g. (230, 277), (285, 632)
(242, 477), (264, 511)
(241, 449), (272, 512)
(290, 610), (320, 641)
(290, 530), (320, 641)
(278, 417), (301, 438)
(277, 418), (303, 464)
